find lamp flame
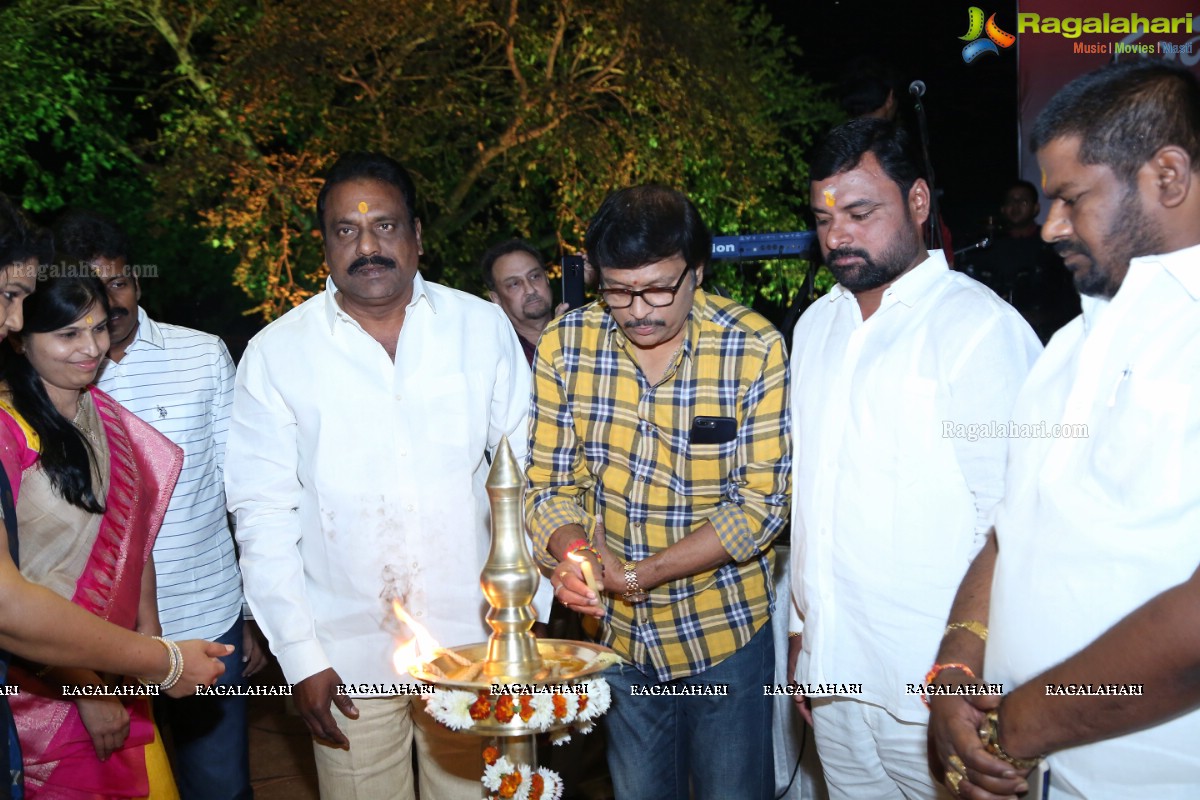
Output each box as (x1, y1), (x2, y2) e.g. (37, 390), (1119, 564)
(391, 599), (441, 675)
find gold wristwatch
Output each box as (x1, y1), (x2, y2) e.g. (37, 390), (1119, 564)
(622, 561), (648, 603)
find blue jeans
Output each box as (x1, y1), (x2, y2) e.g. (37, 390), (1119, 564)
(157, 617), (252, 800)
(602, 622), (774, 800)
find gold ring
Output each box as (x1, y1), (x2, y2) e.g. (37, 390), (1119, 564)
(948, 754), (966, 773)
(946, 769), (963, 794)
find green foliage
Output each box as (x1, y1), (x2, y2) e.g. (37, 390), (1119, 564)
(0, 0), (838, 324)
(0, 6), (136, 212)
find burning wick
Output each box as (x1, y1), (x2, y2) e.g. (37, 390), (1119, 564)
(568, 551), (601, 598)
(391, 599), (440, 675)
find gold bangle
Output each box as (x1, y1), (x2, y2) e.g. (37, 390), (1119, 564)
(787, 632), (802, 638)
(944, 620), (988, 642)
(981, 709), (1041, 770)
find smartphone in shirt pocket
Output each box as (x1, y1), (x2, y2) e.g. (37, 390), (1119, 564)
(690, 415), (737, 445)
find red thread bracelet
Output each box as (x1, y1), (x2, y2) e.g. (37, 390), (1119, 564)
(563, 538), (601, 562)
(922, 662), (978, 708)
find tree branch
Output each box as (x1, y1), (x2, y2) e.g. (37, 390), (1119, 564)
(504, 0), (528, 101)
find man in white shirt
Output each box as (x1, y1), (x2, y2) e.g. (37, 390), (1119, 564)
(54, 210), (257, 800)
(225, 152), (532, 800)
(929, 60), (1200, 800)
(787, 119), (1040, 800)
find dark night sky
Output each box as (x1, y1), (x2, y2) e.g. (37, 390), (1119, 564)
(770, 0), (1022, 248)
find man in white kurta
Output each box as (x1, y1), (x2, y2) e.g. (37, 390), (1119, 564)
(226, 153), (534, 800)
(928, 60), (1200, 800)
(789, 118), (1040, 800)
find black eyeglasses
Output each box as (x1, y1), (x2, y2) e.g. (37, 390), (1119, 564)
(599, 266), (693, 309)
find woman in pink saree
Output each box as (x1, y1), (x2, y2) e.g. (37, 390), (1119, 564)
(2, 275), (182, 799)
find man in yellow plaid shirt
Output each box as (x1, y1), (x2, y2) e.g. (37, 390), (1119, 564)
(526, 184), (791, 800)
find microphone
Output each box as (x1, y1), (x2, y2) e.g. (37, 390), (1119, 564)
(953, 237), (991, 258)
(909, 80), (926, 98)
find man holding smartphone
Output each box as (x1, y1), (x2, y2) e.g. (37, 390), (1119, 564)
(525, 184), (791, 800)
(481, 239), (555, 366)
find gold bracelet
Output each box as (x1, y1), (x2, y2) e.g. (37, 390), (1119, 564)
(980, 709), (1041, 770)
(622, 561), (648, 603)
(944, 620), (988, 642)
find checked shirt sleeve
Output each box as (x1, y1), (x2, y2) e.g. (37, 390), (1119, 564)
(707, 333), (791, 563)
(525, 323), (596, 570)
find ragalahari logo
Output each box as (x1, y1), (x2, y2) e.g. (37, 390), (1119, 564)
(960, 7), (1016, 63)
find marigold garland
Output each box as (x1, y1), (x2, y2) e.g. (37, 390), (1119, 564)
(428, 679), (610, 799)
(424, 678), (611, 735)
(482, 751), (564, 800)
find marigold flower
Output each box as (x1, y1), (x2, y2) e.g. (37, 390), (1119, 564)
(469, 691), (493, 721)
(495, 695), (516, 724)
(498, 770), (523, 798)
(519, 695), (535, 722)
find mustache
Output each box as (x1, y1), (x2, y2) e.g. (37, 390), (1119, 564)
(826, 247), (872, 265)
(623, 317), (665, 329)
(108, 307), (129, 319)
(1053, 241), (1088, 258)
(348, 255), (397, 274)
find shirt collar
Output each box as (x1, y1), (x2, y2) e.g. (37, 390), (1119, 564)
(826, 249), (947, 308)
(126, 307), (163, 351)
(1130, 242), (1200, 302)
(1079, 242), (1200, 332)
(322, 271), (436, 333)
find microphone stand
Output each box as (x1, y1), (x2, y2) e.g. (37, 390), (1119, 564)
(910, 83), (944, 252)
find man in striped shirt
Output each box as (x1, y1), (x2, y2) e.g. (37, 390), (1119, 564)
(55, 211), (257, 800)
(526, 185), (791, 800)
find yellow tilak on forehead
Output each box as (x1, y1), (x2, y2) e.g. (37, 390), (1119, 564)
(1041, 169), (1047, 191)
(85, 315), (94, 325)
(823, 188), (837, 207)
(358, 201), (369, 213)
